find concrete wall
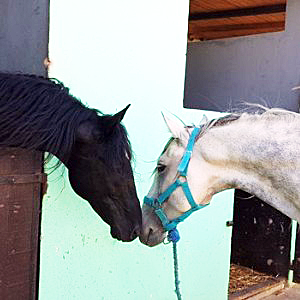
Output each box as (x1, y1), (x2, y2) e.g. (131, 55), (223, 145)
(0, 0), (48, 75)
(39, 1), (234, 299)
(184, 0), (300, 112)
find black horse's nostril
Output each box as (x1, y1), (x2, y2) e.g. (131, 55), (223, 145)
(130, 225), (141, 240)
(110, 226), (122, 241)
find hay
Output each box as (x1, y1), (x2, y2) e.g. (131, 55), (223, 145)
(229, 264), (273, 294)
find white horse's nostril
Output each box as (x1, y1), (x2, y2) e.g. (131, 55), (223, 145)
(146, 228), (153, 245)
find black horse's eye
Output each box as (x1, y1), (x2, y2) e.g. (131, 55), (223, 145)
(157, 164), (166, 173)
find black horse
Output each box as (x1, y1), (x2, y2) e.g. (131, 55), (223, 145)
(0, 73), (142, 242)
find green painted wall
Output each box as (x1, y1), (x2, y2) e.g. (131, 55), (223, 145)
(39, 1), (234, 299)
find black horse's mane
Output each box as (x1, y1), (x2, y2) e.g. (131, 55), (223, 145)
(0, 73), (131, 167)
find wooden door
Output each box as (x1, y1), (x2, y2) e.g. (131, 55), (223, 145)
(0, 148), (46, 300)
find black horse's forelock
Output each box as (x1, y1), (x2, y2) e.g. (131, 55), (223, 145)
(101, 121), (133, 175)
(0, 73), (103, 164)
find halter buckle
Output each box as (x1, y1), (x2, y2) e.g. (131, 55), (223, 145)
(163, 237), (172, 245)
(153, 198), (161, 209)
(177, 175), (187, 183)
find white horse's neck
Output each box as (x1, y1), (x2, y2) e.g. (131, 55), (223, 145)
(197, 110), (300, 222)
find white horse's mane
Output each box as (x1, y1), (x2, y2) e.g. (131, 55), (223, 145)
(165, 105), (300, 150)
(205, 105), (300, 132)
(237, 105), (299, 120)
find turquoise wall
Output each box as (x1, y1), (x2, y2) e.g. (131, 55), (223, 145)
(39, 1), (234, 299)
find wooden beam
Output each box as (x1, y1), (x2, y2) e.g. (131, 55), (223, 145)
(189, 4), (286, 21)
(190, 21), (285, 33)
(188, 21), (285, 41)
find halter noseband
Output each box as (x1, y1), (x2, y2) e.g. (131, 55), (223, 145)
(144, 127), (209, 233)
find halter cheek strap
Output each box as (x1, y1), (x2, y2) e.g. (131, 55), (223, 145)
(144, 127), (209, 233)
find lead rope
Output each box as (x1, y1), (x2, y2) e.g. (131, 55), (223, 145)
(167, 228), (182, 300)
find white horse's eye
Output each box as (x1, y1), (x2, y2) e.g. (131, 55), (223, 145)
(157, 164), (166, 173)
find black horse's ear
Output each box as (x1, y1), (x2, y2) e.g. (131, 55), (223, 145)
(104, 104), (131, 136)
(112, 104), (130, 124)
(77, 105), (131, 142)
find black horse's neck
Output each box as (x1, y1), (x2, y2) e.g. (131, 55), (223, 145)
(0, 73), (99, 164)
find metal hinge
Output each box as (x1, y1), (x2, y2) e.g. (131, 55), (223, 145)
(226, 220), (234, 227)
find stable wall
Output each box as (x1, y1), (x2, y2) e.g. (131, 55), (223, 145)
(184, 0), (300, 281)
(39, 1), (234, 299)
(184, 0), (300, 112)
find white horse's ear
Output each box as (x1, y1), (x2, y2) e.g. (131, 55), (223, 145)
(200, 114), (208, 125)
(161, 112), (189, 141)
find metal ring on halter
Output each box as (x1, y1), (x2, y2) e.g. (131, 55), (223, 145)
(163, 237), (172, 245)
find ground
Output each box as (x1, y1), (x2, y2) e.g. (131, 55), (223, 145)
(262, 284), (300, 299)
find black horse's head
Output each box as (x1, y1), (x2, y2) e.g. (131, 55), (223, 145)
(0, 73), (141, 242)
(66, 105), (142, 242)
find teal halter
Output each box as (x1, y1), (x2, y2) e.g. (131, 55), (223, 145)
(144, 127), (209, 235)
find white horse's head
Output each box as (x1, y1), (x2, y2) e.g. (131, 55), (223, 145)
(140, 108), (300, 247)
(139, 114), (216, 246)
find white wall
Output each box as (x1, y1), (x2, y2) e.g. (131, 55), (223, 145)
(39, 1), (234, 299)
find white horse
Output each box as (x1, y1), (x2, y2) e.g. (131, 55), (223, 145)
(139, 108), (300, 247)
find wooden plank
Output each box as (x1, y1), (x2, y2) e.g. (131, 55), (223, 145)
(190, 21), (285, 33)
(189, 28), (284, 41)
(190, 0), (286, 14)
(189, 21), (285, 40)
(0, 174), (47, 185)
(229, 279), (286, 299)
(0, 149), (45, 300)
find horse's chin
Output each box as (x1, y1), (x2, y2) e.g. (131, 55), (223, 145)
(139, 227), (166, 247)
(110, 224), (140, 242)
